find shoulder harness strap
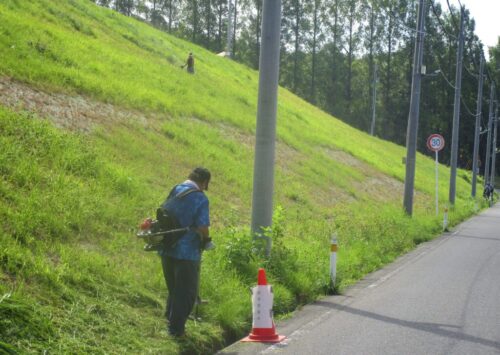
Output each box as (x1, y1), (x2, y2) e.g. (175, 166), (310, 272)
(175, 187), (202, 199)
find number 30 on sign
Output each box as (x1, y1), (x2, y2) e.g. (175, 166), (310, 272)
(427, 134), (445, 152)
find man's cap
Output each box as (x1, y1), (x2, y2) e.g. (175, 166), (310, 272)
(189, 167), (211, 183)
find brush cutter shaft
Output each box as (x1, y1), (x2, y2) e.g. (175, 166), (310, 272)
(137, 227), (191, 239)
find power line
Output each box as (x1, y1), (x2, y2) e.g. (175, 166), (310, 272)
(429, 0), (457, 40)
(450, 4), (497, 97)
(463, 62), (478, 81)
(431, 1), (498, 128)
(445, 0), (460, 33)
(378, 5), (423, 37)
(466, 42), (482, 71)
(434, 63), (457, 90)
(444, 0), (491, 84)
(461, 96), (477, 118)
(427, 42), (481, 122)
(429, 0), (477, 81)
(432, 1), (497, 105)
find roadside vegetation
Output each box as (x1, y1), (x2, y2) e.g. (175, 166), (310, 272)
(0, 0), (487, 353)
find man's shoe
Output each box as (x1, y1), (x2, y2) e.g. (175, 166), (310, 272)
(168, 330), (186, 338)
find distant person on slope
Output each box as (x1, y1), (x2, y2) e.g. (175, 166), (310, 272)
(182, 52), (195, 74)
(159, 167), (212, 337)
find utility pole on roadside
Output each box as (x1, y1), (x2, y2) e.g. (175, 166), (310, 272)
(490, 102), (499, 187)
(403, 0), (426, 216)
(471, 56), (485, 197)
(370, 63), (378, 136)
(448, 6), (465, 206)
(250, 0), (282, 257)
(484, 83), (495, 185)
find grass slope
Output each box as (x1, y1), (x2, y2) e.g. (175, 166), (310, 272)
(0, 0), (485, 353)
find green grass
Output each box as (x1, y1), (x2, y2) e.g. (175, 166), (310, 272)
(0, 0), (490, 353)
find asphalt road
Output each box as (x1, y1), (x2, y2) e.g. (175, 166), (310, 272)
(220, 203), (500, 355)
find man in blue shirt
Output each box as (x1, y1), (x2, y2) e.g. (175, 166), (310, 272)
(160, 167), (211, 337)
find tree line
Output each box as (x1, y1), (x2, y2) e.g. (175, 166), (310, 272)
(92, 0), (500, 177)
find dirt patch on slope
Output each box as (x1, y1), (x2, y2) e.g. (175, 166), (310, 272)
(324, 148), (405, 203)
(0, 76), (405, 208)
(0, 76), (147, 132)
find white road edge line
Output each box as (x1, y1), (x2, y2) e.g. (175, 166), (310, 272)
(260, 310), (334, 353)
(260, 227), (465, 353)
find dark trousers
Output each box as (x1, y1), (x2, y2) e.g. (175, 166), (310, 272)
(161, 255), (200, 335)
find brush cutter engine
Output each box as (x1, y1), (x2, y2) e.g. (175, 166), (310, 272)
(136, 209), (189, 252)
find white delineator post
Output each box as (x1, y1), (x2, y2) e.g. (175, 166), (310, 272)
(330, 235), (338, 287)
(242, 268), (285, 343)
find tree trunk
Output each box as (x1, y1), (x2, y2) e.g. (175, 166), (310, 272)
(368, 4), (375, 127)
(330, 0), (339, 112)
(255, 0), (262, 68)
(167, 0), (173, 32)
(232, 0), (238, 55)
(385, 12), (393, 120)
(293, 0), (301, 92)
(346, 1), (355, 112)
(205, 0), (212, 49)
(217, 1), (223, 51)
(192, 0), (199, 43)
(311, 0), (319, 103)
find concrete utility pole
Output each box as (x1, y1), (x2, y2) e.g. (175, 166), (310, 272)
(484, 83), (495, 185)
(448, 7), (465, 206)
(370, 63), (378, 136)
(471, 56), (485, 197)
(250, 0), (281, 256)
(490, 103), (499, 187)
(403, 0), (426, 216)
(226, 0), (233, 57)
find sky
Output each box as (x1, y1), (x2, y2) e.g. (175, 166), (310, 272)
(437, 0), (500, 59)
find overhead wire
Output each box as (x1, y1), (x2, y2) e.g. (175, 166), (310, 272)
(445, 0), (460, 33)
(426, 62), (454, 94)
(455, 2), (499, 106)
(429, 0), (478, 83)
(439, 0), (499, 126)
(404, 0), (498, 117)
(427, 32), (480, 121)
(429, 0), (457, 40)
(435, 0), (497, 118)
(429, 0), (479, 90)
(463, 62), (478, 80)
(445, 1), (498, 100)
(377, 4), (422, 38)
(461, 97), (478, 118)
(466, 42), (482, 74)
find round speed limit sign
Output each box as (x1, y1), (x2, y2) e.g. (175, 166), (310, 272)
(427, 134), (445, 152)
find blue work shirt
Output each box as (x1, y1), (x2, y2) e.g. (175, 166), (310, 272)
(160, 181), (210, 261)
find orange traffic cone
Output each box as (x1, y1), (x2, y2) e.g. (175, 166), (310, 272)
(241, 268), (286, 343)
